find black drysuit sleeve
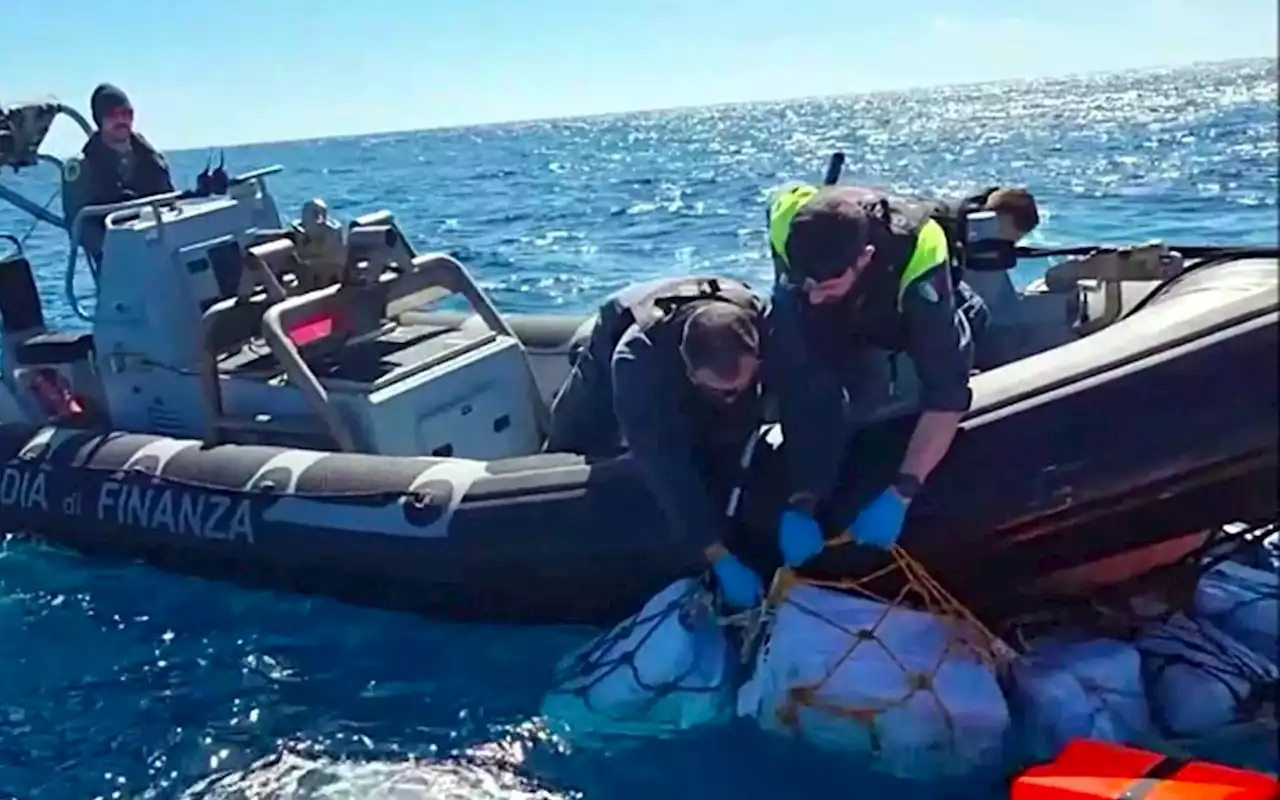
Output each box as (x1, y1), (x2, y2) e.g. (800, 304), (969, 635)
(901, 265), (975, 414)
(766, 283), (850, 503)
(611, 326), (726, 551)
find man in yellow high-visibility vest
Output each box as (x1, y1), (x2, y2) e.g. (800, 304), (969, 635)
(765, 183), (992, 566)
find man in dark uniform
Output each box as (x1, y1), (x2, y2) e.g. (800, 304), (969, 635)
(768, 184), (1041, 361)
(72, 83), (175, 261)
(544, 276), (773, 609)
(931, 186), (1040, 251)
(764, 184), (989, 567)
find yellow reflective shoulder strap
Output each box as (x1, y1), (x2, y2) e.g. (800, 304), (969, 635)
(767, 183), (821, 268)
(897, 217), (950, 307)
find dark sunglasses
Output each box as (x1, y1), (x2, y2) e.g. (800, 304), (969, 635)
(700, 382), (752, 403)
(686, 370), (759, 404)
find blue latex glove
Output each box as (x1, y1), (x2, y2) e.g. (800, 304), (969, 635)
(710, 551), (764, 610)
(778, 509), (825, 567)
(848, 488), (909, 550)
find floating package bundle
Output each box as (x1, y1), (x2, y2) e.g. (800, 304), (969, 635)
(540, 577), (737, 739)
(736, 549), (1014, 781)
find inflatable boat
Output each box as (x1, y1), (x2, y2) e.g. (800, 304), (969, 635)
(1, 100), (1276, 625)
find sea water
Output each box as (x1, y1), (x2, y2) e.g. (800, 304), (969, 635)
(0, 58), (1276, 799)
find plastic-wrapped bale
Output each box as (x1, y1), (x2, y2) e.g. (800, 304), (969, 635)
(540, 577), (736, 737)
(1194, 559), (1279, 663)
(1136, 611), (1279, 744)
(736, 581), (1011, 781)
(1003, 635), (1155, 761)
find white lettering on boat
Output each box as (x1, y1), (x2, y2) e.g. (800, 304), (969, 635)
(0, 466), (49, 512)
(96, 480), (255, 543)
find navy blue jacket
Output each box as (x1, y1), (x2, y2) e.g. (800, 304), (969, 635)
(611, 304), (774, 551)
(768, 264), (977, 502)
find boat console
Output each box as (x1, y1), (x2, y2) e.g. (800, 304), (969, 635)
(197, 219), (550, 456)
(0, 101), (550, 458)
(96, 188), (551, 456)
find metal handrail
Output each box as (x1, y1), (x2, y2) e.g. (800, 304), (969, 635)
(63, 192), (182, 320)
(62, 165), (287, 321)
(255, 252), (553, 452)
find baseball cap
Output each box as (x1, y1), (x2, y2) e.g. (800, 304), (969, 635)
(783, 186), (873, 283)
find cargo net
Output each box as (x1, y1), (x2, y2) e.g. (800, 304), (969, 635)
(539, 576), (737, 737)
(1138, 523), (1278, 749)
(739, 546), (1018, 780)
(998, 521), (1279, 760)
(998, 521), (1278, 645)
(1137, 611), (1279, 743)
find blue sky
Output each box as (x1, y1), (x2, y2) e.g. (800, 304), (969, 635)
(3, 0), (1276, 152)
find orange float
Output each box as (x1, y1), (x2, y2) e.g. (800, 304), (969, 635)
(1011, 738), (1279, 800)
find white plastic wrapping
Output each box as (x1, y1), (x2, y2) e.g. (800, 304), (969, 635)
(1137, 612), (1279, 741)
(737, 584), (1010, 780)
(1004, 635), (1154, 760)
(1194, 560), (1279, 662)
(541, 578), (735, 736)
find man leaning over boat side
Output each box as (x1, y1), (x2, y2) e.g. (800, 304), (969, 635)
(69, 83), (175, 263)
(542, 276), (777, 610)
(763, 183), (993, 567)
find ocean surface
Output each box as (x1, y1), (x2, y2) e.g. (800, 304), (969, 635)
(1, 58), (1277, 799)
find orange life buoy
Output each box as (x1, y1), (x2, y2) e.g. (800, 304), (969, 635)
(1011, 738), (1279, 800)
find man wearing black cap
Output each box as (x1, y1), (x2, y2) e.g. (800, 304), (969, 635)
(72, 83), (175, 260)
(544, 276), (773, 610)
(763, 184), (984, 567)
(936, 186), (1040, 249)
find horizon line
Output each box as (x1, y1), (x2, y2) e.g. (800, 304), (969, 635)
(166, 55), (1276, 153)
(22, 53), (1279, 156)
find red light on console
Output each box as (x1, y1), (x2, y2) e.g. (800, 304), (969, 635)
(286, 314), (335, 346)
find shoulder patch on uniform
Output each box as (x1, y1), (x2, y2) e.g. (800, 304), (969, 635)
(916, 280), (939, 303)
(62, 156), (82, 183)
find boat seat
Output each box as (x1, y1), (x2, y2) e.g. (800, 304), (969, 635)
(205, 293), (276, 367)
(345, 211), (417, 276)
(13, 331), (95, 366)
(280, 280), (391, 366)
(200, 237), (324, 370)
(190, 236), (304, 361)
(197, 276), (394, 450)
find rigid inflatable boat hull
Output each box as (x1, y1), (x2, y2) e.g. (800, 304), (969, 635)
(0, 313), (1273, 625)
(737, 262), (1279, 618)
(0, 425), (689, 625)
(1, 259), (1276, 626)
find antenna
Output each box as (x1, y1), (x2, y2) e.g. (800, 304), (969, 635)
(210, 150), (229, 194)
(195, 153), (212, 196)
(822, 151), (845, 185)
